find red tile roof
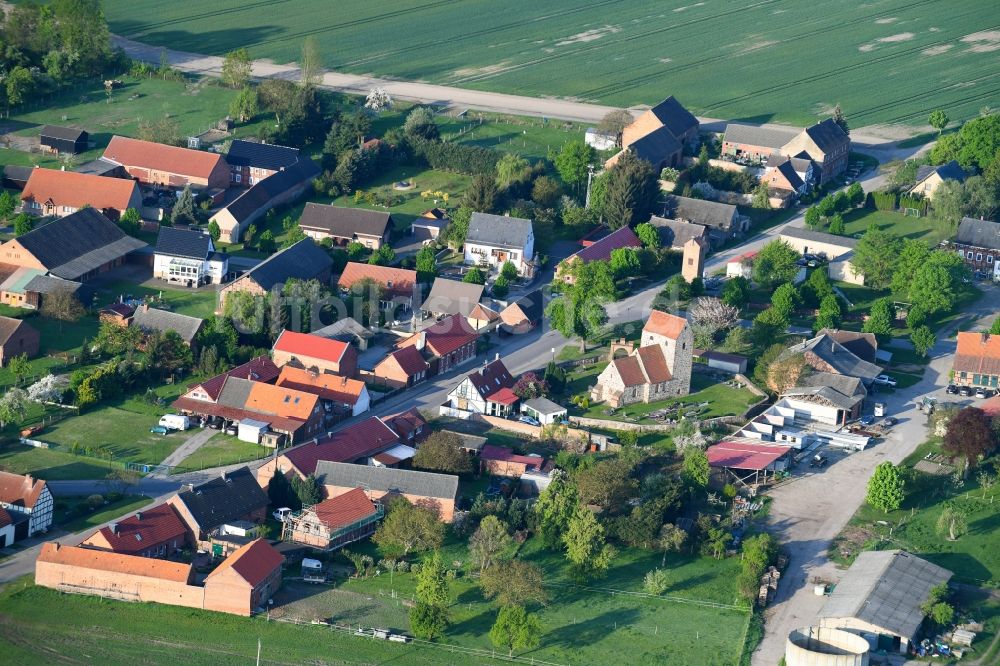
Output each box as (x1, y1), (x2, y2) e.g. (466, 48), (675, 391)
(244, 382), (319, 421)
(38, 542), (192, 582)
(407, 314), (479, 357)
(706, 441), (791, 470)
(205, 538), (283, 587)
(171, 396), (307, 435)
(981, 394), (1000, 418)
(22, 168), (138, 211)
(955, 332), (1000, 377)
(468, 303), (500, 322)
(0, 471), (47, 509)
(0, 507), (12, 528)
(311, 488), (378, 529)
(643, 310), (687, 340)
(283, 416), (399, 475)
(611, 355), (647, 387)
(276, 366), (366, 405)
(568, 226), (642, 263)
(273, 330), (349, 364)
(385, 408), (427, 440)
(192, 356), (281, 401)
(636, 345), (672, 383)
(379, 346), (429, 377)
(486, 386), (520, 405)
(337, 262), (417, 299)
(83, 503), (188, 555)
(103, 135), (224, 179)
(480, 445), (545, 471)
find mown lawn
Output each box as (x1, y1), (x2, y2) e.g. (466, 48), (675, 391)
(175, 433), (270, 473)
(55, 494), (153, 534)
(840, 208), (953, 246)
(0, 443), (115, 480)
(92, 280), (219, 319)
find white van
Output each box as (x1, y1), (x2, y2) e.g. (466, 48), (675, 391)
(158, 414), (191, 431)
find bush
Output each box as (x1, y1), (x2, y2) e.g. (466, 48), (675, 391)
(410, 137), (500, 175)
(871, 191), (897, 211)
(643, 568), (670, 595)
(86, 494), (104, 509)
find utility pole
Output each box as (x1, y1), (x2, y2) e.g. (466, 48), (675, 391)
(584, 164), (596, 209)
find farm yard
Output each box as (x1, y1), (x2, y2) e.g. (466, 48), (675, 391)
(107, 0), (999, 127)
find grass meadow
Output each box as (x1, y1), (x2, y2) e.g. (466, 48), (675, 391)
(106, 0), (999, 127)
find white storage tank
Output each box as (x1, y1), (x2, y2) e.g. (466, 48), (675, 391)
(786, 626), (869, 666)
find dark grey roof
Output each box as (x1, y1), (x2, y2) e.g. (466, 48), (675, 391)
(15, 208), (146, 281)
(797, 371), (866, 399)
(221, 157), (320, 225)
(914, 160), (966, 185)
(298, 203), (391, 240)
(785, 333), (882, 383)
(173, 466), (269, 532)
(647, 96), (698, 139)
(311, 317), (374, 342)
(131, 306), (204, 343)
(40, 125), (87, 142)
(956, 217), (1000, 251)
(766, 154), (813, 173)
(781, 385), (860, 410)
(315, 461), (459, 500)
(155, 227), (213, 260)
(241, 237), (333, 292)
(723, 123), (799, 149)
(664, 196), (738, 231)
(505, 288), (544, 324)
(780, 226), (858, 250)
(649, 216), (707, 250)
(72, 158), (124, 177)
(422, 278), (485, 317)
(803, 118), (850, 155)
(626, 125), (682, 165)
(226, 139), (300, 170)
(818, 550), (951, 640)
(216, 376), (257, 409)
(523, 396), (566, 415)
(771, 160), (804, 191)
(22, 274), (83, 296)
(3, 165), (33, 184)
(467, 213), (533, 250)
(0, 316), (32, 344)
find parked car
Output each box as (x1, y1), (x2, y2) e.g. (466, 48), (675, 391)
(809, 454), (827, 468)
(882, 417), (898, 427)
(958, 386), (972, 397)
(150, 425), (169, 435)
(874, 375), (897, 388)
(158, 414), (190, 431)
(224, 424), (238, 436)
(975, 388), (991, 399)
(207, 417), (223, 429)
(859, 415), (876, 426)
(518, 415), (541, 426)
(273, 507), (292, 522)
(946, 384), (958, 394)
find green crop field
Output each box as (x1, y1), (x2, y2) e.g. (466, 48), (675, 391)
(106, 0), (998, 127)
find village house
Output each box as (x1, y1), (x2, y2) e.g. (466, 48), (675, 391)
(225, 139), (301, 186)
(372, 345), (430, 389)
(0, 471), (53, 539)
(218, 238), (333, 313)
(591, 310), (694, 407)
(384, 408), (429, 448)
(648, 216), (708, 251)
(953, 331), (1000, 389)
(480, 445), (547, 479)
(315, 462), (459, 522)
(39, 125), (89, 154)
(782, 332), (883, 387)
(467, 302), (501, 331)
(166, 467), (268, 553)
(280, 487), (382, 550)
(659, 196), (747, 248)
(272, 329), (358, 378)
(336, 262), (418, 314)
(0, 316), (39, 366)
(299, 203), (393, 249)
(762, 157), (810, 196)
(784, 371), (868, 425)
(210, 156), (320, 243)
(779, 227), (863, 285)
(131, 305), (205, 346)
(154, 227), (228, 286)
(183, 356), (281, 401)
(0, 208), (145, 282)
(255, 416), (401, 487)
(20, 168), (141, 221)
(817, 550), (951, 655)
(81, 502), (189, 558)
(952, 217), (1000, 277)
(102, 135), (230, 190)
(499, 289), (544, 335)
(275, 366), (370, 418)
(908, 160), (965, 201)
(722, 118), (850, 185)
(557, 226), (642, 282)
(606, 96), (699, 170)
(464, 213), (535, 276)
(818, 329), (879, 364)
(443, 357), (519, 418)
(397, 313), (479, 375)
(36, 538), (284, 617)
(421, 278), (485, 320)
(721, 124), (801, 165)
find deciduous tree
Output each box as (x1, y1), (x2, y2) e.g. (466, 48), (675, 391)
(862, 297), (895, 338)
(374, 499), (445, 557)
(936, 504), (968, 541)
(464, 174), (499, 213)
(469, 515), (512, 573)
(489, 604), (542, 657)
(413, 431), (473, 474)
(554, 139), (595, 191)
(481, 560), (548, 607)
(770, 283), (799, 318)
(221, 47), (252, 88)
(534, 470), (578, 549)
(576, 458), (638, 511)
(943, 407), (997, 470)
(299, 36), (322, 88)
(929, 110), (949, 135)
(563, 507), (617, 580)
(752, 240), (800, 287)
(598, 109), (634, 148)
(865, 461), (904, 513)
(910, 326), (936, 357)
(229, 86), (259, 123)
(721, 276), (751, 308)
(852, 227), (900, 289)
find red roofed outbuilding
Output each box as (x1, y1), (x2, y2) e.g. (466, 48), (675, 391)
(272, 329), (358, 378)
(102, 135), (230, 190)
(21, 168), (142, 220)
(202, 539), (284, 616)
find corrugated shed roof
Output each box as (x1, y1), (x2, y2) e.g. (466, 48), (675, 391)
(780, 226), (857, 250)
(723, 123), (799, 149)
(131, 306), (204, 343)
(664, 196), (738, 232)
(818, 550), (951, 639)
(316, 461), (459, 500)
(40, 125), (87, 142)
(706, 441), (791, 470)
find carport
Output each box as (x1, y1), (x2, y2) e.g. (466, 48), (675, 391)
(706, 440), (793, 488)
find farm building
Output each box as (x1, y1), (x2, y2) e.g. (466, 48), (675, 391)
(706, 440), (792, 487)
(499, 289), (544, 335)
(783, 332), (882, 387)
(0, 316), (39, 367)
(779, 227), (863, 285)
(396, 314), (479, 375)
(660, 196), (747, 248)
(102, 135), (230, 190)
(20, 168), (141, 220)
(480, 445), (547, 479)
(218, 238), (333, 312)
(225, 139), (301, 186)
(130, 305), (204, 346)
(39, 125), (89, 154)
(272, 329), (359, 378)
(336, 262), (418, 313)
(298, 204), (393, 249)
(81, 502), (189, 557)
(280, 487), (383, 551)
(952, 331), (1000, 389)
(817, 550), (951, 654)
(606, 96), (699, 171)
(166, 467), (268, 553)
(785, 626), (870, 666)
(421, 278), (485, 319)
(315, 461), (459, 522)
(648, 216), (708, 251)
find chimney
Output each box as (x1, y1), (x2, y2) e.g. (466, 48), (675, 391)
(416, 332), (426, 351)
(24, 474), (33, 487)
(141, 303), (149, 313)
(110, 523), (118, 535)
(494, 353), (500, 362)
(135, 512), (143, 521)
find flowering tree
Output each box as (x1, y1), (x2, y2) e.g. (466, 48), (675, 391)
(365, 87), (393, 114)
(513, 372), (549, 400)
(27, 374), (68, 404)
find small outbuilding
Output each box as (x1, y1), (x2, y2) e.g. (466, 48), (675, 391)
(40, 125), (89, 155)
(237, 418), (270, 444)
(521, 397), (568, 425)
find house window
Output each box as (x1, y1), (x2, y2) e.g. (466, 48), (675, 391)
(976, 253), (983, 262)
(234, 173), (242, 183)
(967, 251), (974, 259)
(988, 256), (994, 264)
